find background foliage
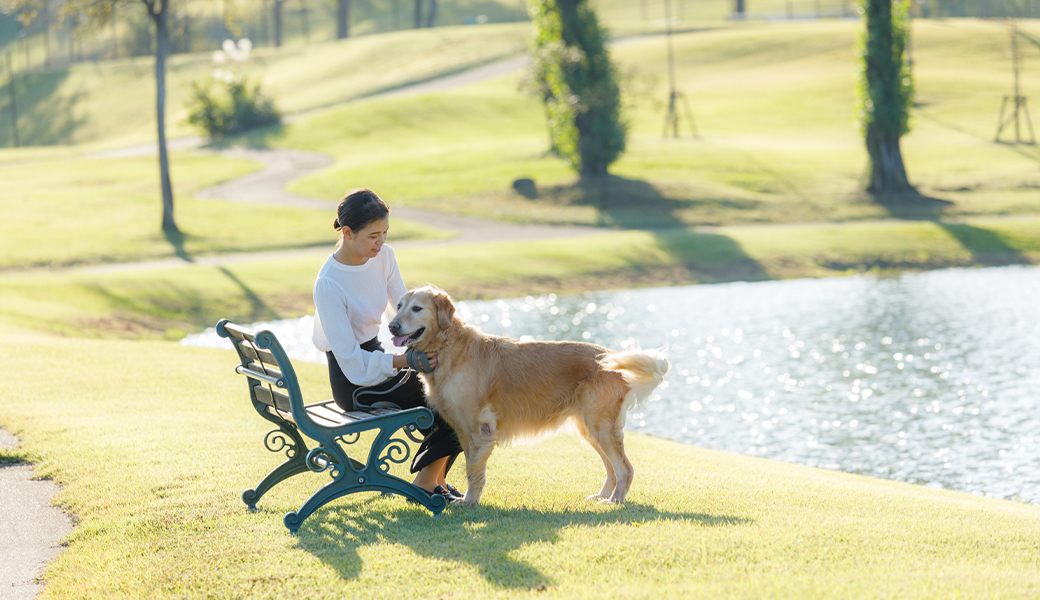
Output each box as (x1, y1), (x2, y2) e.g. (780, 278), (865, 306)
(186, 73), (280, 139)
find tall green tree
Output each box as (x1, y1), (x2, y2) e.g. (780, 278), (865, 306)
(858, 0), (913, 194)
(529, 0), (625, 179)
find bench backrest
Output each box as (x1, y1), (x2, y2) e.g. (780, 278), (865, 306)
(216, 319), (305, 420)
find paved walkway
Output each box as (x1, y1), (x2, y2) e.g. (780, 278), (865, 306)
(0, 430), (74, 600)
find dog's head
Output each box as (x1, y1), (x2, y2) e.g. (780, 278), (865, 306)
(388, 286), (456, 349)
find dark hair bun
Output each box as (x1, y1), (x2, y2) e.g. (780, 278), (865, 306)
(333, 218), (341, 230)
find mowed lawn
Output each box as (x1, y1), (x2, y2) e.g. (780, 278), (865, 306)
(2, 322), (1039, 599)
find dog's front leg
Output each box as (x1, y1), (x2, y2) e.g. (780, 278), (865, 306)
(461, 414), (497, 505)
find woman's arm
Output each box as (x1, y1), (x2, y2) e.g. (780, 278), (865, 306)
(313, 278), (397, 386)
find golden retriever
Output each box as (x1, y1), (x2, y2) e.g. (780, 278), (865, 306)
(388, 286), (669, 505)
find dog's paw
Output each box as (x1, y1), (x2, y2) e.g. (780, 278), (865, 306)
(460, 494), (480, 506)
(598, 497), (624, 505)
(585, 493), (608, 502)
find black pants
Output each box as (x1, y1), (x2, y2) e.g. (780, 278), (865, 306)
(327, 339), (461, 475)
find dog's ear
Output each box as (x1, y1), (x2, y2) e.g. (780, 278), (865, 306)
(433, 291), (455, 330)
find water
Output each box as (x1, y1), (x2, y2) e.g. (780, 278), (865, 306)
(184, 265), (1040, 504)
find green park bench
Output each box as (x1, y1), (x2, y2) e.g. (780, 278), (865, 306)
(216, 319), (447, 533)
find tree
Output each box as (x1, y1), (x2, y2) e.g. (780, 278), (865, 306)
(858, 0), (913, 194)
(336, 0), (349, 38)
(5, 0), (182, 230)
(425, 0), (435, 27)
(273, 0), (283, 46)
(412, 0), (435, 28)
(528, 0), (625, 179)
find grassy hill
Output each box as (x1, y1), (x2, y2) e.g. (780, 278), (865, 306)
(276, 19), (1040, 227)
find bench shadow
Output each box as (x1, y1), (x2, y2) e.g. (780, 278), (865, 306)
(295, 500), (751, 589)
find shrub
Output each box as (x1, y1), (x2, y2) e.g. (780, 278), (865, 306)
(527, 0), (626, 179)
(186, 74), (280, 139)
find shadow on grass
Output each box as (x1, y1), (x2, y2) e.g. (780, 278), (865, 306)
(649, 228), (773, 284)
(296, 501), (751, 589)
(871, 188), (1028, 265)
(0, 69), (82, 146)
(163, 227), (193, 262)
(162, 228), (279, 320)
(202, 121), (287, 151)
(869, 188), (954, 221)
(530, 174), (764, 229)
(938, 222), (1027, 265)
(513, 175), (773, 285)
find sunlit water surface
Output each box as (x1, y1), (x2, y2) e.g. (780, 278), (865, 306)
(185, 265), (1040, 504)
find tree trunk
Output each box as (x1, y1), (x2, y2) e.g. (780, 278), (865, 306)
(862, 0), (912, 194)
(425, 0), (437, 27)
(274, 0), (284, 47)
(43, 7), (51, 68)
(735, 0), (745, 15)
(337, 0), (350, 38)
(262, 0), (270, 45)
(151, 5), (177, 232)
(866, 125), (910, 193)
(414, 0), (423, 28)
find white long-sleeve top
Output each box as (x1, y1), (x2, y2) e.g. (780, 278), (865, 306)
(311, 245), (408, 387)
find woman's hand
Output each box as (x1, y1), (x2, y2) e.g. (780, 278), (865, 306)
(393, 350), (438, 371)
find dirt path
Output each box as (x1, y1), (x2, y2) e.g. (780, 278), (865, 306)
(0, 430), (74, 600)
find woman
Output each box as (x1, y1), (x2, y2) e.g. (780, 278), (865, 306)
(312, 188), (463, 502)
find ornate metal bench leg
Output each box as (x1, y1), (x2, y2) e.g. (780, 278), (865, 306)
(243, 426), (310, 509)
(284, 479), (354, 534)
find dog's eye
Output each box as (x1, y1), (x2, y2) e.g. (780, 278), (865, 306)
(411, 306), (422, 313)
(397, 303), (402, 310)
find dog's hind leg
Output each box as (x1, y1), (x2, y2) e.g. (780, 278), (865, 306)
(590, 419), (634, 504)
(461, 407), (498, 505)
(576, 419), (617, 501)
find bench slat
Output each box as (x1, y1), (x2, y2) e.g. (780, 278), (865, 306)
(306, 409), (347, 428)
(253, 384), (293, 413)
(221, 322), (256, 342)
(234, 339), (279, 367)
(307, 404), (349, 427)
(247, 361), (281, 380)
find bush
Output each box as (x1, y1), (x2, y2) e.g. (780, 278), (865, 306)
(527, 0), (626, 179)
(186, 74), (281, 139)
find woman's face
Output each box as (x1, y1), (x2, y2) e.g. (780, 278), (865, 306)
(344, 217), (389, 260)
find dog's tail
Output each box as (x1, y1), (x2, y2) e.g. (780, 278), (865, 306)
(598, 349), (670, 418)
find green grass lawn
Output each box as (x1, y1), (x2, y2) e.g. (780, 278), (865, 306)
(2, 322), (1039, 599)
